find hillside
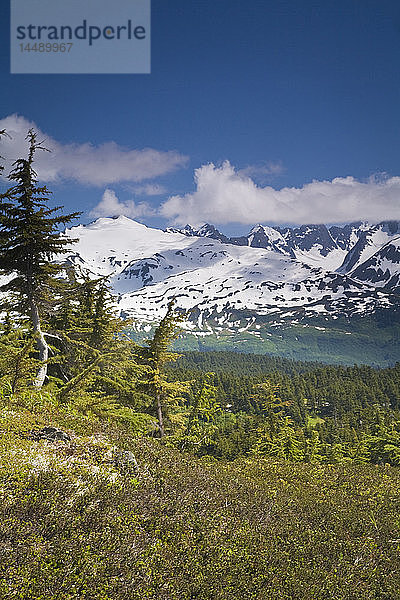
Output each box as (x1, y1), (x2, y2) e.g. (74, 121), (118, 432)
(2, 399), (400, 600)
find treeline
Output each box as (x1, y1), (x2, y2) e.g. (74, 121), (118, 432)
(167, 351), (400, 417)
(169, 350), (320, 376)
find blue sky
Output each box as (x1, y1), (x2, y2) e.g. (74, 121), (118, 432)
(1, 0), (400, 235)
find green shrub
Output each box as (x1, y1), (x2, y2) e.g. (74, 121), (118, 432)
(1, 401), (400, 599)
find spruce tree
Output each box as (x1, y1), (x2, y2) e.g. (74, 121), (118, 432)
(251, 381), (291, 435)
(0, 130), (80, 387)
(0, 323), (39, 395)
(180, 372), (221, 451)
(139, 300), (188, 437)
(49, 273), (144, 411)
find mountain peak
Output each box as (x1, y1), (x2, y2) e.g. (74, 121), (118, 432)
(196, 223), (218, 235)
(85, 216), (151, 232)
(249, 223), (280, 236)
(45, 217), (400, 350)
(249, 223), (264, 232)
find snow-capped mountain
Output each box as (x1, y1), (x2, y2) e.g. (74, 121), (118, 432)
(166, 220), (400, 271)
(239, 224), (295, 257)
(165, 223), (230, 244)
(63, 217), (196, 278)
(337, 222), (400, 273)
(350, 237), (400, 289)
(60, 216), (400, 335)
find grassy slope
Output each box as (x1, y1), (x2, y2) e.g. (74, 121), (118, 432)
(129, 316), (400, 366)
(172, 318), (400, 366)
(1, 401), (400, 600)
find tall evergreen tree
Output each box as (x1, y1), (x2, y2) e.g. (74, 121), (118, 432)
(0, 130), (80, 387)
(52, 275), (145, 411)
(139, 300), (188, 437)
(179, 372), (221, 451)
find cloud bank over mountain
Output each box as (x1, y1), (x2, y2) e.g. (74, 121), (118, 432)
(0, 114), (188, 187)
(160, 161), (400, 226)
(89, 188), (154, 219)
(2, 115), (400, 227)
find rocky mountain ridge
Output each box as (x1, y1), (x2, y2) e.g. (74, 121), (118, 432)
(59, 217), (400, 338)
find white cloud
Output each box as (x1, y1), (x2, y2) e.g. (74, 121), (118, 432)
(160, 161), (400, 226)
(89, 188), (154, 219)
(0, 114), (188, 186)
(130, 183), (167, 196)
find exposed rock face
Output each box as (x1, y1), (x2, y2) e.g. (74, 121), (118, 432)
(350, 238), (400, 289)
(113, 449), (139, 472)
(30, 427), (71, 443)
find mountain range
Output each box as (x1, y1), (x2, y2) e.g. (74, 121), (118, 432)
(58, 216), (400, 365)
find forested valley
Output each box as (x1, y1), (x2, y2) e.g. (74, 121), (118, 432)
(166, 351), (400, 464)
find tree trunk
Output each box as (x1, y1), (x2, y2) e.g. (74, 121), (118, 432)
(156, 391), (165, 437)
(57, 352), (111, 401)
(30, 299), (48, 388)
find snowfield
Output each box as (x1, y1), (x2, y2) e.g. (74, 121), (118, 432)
(57, 216), (400, 329)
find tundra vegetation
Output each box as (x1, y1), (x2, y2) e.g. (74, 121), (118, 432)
(0, 132), (400, 599)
